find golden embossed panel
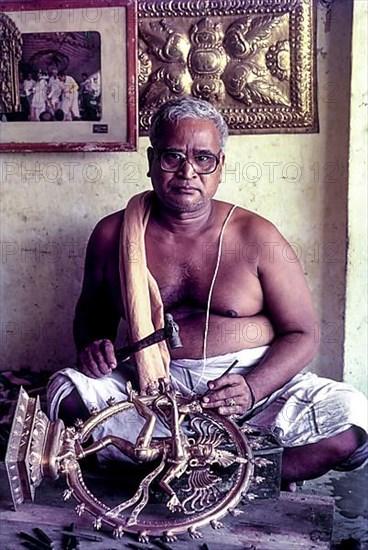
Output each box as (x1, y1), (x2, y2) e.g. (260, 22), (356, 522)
(138, 0), (318, 134)
(0, 13), (22, 114)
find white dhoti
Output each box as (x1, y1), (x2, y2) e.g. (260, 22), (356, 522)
(47, 347), (368, 468)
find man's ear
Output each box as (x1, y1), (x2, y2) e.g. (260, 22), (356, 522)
(147, 147), (154, 177)
(220, 152), (226, 168)
(218, 152), (226, 183)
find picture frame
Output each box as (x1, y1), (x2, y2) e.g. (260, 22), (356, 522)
(0, 0), (137, 152)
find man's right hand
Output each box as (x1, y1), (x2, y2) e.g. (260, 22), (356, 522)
(77, 339), (117, 378)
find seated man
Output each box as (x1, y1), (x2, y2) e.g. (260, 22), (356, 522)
(47, 96), (367, 485)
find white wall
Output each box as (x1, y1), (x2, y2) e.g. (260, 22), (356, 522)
(1, 1), (363, 392)
(344, 1), (368, 393)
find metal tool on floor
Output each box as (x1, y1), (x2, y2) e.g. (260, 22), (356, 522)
(61, 523), (80, 550)
(54, 528), (104, 541)
(19, 527), (55, 549)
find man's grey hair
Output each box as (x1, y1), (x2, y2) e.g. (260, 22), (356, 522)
(149, 96), (228, 150)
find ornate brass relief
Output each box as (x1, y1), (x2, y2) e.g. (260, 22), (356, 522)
(0, 13), (22, 114)
(138, 0), (318, 134)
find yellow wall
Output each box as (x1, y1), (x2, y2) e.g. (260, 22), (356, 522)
(1, 1), (363, 390)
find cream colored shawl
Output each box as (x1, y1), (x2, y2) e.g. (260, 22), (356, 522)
(119, 191), (170, 393)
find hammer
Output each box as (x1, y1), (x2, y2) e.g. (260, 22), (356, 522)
(115, 313), (182, 363)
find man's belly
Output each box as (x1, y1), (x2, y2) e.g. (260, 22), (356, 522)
(168, 308), (274, 360)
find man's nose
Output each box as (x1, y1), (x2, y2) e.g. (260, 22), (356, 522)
(178, 159), (198, 178)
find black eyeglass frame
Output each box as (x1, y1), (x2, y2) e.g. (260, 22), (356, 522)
(153, 148), (222, 175)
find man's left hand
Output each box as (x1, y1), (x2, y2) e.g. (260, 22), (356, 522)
(201, 373), (254, 416)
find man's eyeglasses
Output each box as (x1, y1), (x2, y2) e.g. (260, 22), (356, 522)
(155, 149), (221, 175)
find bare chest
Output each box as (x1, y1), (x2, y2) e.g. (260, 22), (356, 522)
(145, 235), (263, 316)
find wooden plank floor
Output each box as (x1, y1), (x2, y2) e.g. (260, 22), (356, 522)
(0, 464), (334, 550)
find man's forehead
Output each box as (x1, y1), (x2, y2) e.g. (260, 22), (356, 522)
(155, 118), (221, 149)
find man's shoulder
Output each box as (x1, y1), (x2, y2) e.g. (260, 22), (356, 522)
(90, 209), (125, 246)
(216, 200), (280, 241)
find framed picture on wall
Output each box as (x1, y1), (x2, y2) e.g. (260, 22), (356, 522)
(0, 0), (137, 152)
